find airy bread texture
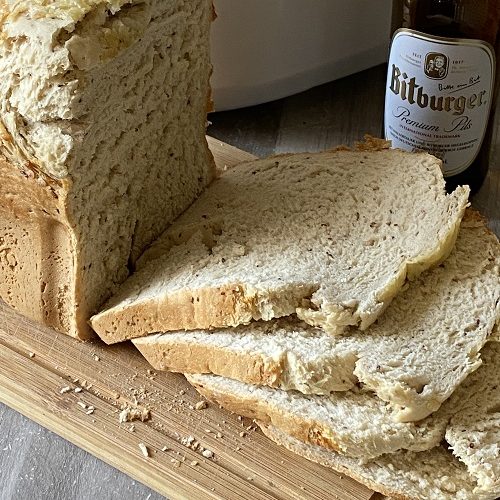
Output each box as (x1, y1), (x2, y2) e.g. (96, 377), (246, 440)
(187, 342), (500, 496)
(0, 0), (215, 337)
(91, 145), (469, 343)
(133, 212), (500, 422)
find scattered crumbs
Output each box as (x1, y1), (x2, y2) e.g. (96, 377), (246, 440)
(28, 352), (35, 358)
(195, 401), (208, 410)
(119, 406), (150, 424)
(74, 387), (83, 393)
(138, 443), (149, 458)
(239, 432), (246, 438)
(77, 402), (87, 409)
(93, 355), (100, 362)
(190, 460), (199, 467)
(60, 386), (71, 394)
(171, 458), (180, 467)
(181, 435), (195, 448)
(202, 450), (214, 459)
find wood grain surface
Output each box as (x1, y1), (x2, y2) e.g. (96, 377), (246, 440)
(0, 140), (373, 500)
(1, 63), (498, 499)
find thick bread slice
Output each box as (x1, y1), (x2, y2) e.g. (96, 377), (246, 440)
(259, 425), (491, 500)
(91, 143), (469, 343)
(134, 212), (500, 421)
(445, 342), (500, 494)
(0, 0), (215, 338)
(186, 373), (451, 459)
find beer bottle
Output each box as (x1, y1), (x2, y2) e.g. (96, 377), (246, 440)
(385, 0), (500, 193)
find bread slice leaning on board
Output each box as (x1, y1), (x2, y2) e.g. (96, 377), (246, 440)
(91, 139), (469, 343)
(133, 211), (500, 422)
(0, 0), (215, 338)
(186, 341), (500, 498)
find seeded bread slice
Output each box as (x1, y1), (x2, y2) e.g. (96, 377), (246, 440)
(186, 372), (452, 460)
(187, 343), (500, 488)
(91, 142), (469, 343)
(134, 212), (500, 421)
(259, 425), (492, 500)
(258, 345), (500, 499)
(445, 343), (500, 494)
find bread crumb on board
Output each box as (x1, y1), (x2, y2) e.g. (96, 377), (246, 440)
(138, 443), (150, 458)
(118, 406), (151, 424)
(194, 400), (208, 410)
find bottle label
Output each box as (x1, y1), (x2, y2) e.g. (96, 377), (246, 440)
(385, 29), (495, 177)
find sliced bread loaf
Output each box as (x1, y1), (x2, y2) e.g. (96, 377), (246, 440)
(260, 425), (493, 500)
(91, 143), (469, 343)
(0, 0), (215, 337)
(134, 211), (500, 421)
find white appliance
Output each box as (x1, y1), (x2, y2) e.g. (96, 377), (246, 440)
(211, 0), (393, 111)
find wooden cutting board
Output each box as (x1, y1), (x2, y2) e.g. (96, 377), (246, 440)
(0, 138), (375, 500)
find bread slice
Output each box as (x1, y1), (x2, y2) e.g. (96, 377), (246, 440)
(91, 142), (469, 343)
(259, 425), (492, 500)
(446, 343), (500, 494)
(133, 211), (500, 421)
(186, 340), (500, 461)
(186, 372), (451, 459)
(260, 344), (500, 498)
(0, 0), (215, 338)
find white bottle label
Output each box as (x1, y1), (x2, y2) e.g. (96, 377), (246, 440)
(385, 29), (495, 177)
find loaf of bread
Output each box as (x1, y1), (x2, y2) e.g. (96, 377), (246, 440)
(0, 0), (215, 338)
(133, 211), (500, 422)
(91, 145), (469, 343)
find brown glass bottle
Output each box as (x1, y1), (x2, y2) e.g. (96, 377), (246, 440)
(385, 0), (500, 193)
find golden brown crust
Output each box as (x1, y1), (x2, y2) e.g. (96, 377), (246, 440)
(0, 159), (90, 338)
(93, 283), (261, 344)
(258, 423), (411, 500)
(187, 375), (344, 454)
(133, 338), (284, 387)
